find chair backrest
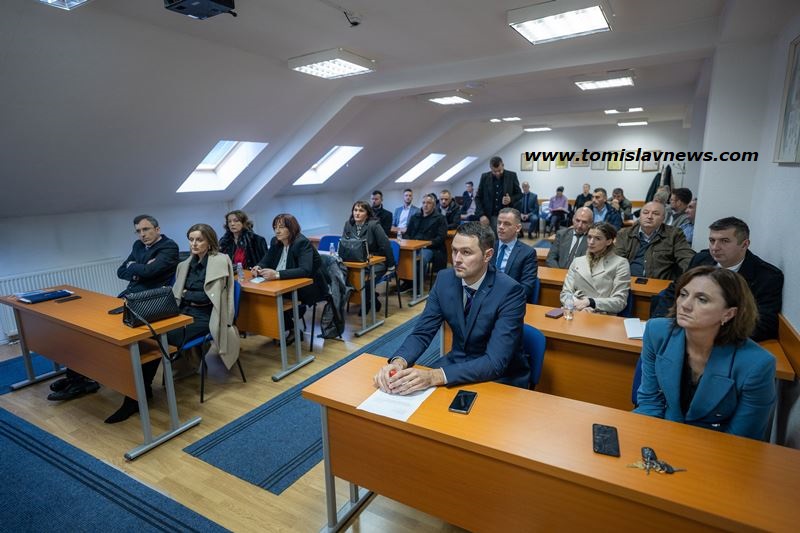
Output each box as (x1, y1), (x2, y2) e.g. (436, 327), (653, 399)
(233, 280), (242, 322)
(318, 235), (341, 253)
(390, 239), (401, 264)
(618, 290), (635, 318)
(529, 277), (541, 305)
(522, 324), (546, 389)
(631, 356), (643, 406)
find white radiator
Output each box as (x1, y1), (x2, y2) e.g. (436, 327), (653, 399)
(0, 257), (128, 340)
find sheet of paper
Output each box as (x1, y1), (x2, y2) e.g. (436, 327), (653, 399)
(357, 387), (436, 422)
(624, 318), (647, 340)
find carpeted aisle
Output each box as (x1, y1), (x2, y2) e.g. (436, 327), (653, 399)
(0, 353), (56, 395)
(184, 318), (440, 495)
(0, 408), (228, 533)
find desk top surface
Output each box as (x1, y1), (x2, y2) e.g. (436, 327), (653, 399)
(392, 238), (432, 250)
(0, 285), (192, 346)
(319, 250), (386, 268)
(303, 353), (800, 532)
(240, 272), (312, 296)
(538, 266), (671, 296)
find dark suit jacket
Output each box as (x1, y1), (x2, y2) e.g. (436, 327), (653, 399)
(474, 171), (522, 219)
(257, 234), (328, 305)
(593, 205), (623, 230)
(392, 267), (530, 388)
(441, 202), (461, 229)
(406, 211), (448, 271)
(545, 228), (588, 269)
(460, 191), (475, 215)
(495, 240), (538, 302)
(650, 250), (784, 341)
(515, 192), (539, 219)
(373, 206), (393, 236)
(116, 235), (179, 296)
(634, 318), (776, 440)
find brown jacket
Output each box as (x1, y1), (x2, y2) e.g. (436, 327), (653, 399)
(614, 223), (695, 280)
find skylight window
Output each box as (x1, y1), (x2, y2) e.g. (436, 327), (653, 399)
(293, 145), (363, 186)
(434, 156), (478, 182)
(395, 153), (446, 183)
(177, 141), (268, 193)
(37, 0), (93, 10)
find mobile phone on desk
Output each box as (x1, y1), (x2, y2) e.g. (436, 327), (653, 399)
(592, 423), (620, 457)
(634, 278), (649, 285)
(55, 295), (81, 303)
(545, 308), (564, 319)
(448, 390), (478, 414)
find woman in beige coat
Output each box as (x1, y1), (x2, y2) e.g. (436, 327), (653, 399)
(106, 223), (240, 423)
(560, 222), (630, 315)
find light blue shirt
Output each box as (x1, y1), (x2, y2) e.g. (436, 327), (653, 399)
(496, 238), (517, 272)
(593, 205), (607, 223)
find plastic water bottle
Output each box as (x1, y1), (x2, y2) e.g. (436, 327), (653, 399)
(236, 262), (244, 283)
(397, 229), (403, 240)
(329, 242), (336, 257)
(564, 294), (574, 321)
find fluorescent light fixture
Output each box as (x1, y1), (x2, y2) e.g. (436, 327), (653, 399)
(426, 90), (471, 105)
(395, 153), (446, 183)
(604, 109), (620, 114)
(489, 118), (502, 123)
(434, 156), (479, 182)
(293, 145), (363, 186)
(178, 141), (268, 193)
(508, 1), (610, 45)
(605, 106), (644, 114)
(288, 48), (375, 79)
(617, 120), (648, 127)
(524, 126), (552, 132)
(574, 70), (635, 91)
(502, 117), (521, 122)
(628, 107), (644, 112)
(36, 0), (93, 9)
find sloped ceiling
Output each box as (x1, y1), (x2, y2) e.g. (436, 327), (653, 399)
(1, 0), (796, 217)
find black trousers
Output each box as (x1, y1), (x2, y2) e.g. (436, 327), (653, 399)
(141, 305), (211, 388)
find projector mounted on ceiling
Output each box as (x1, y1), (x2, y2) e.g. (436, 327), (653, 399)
(164, 0), (237, 20)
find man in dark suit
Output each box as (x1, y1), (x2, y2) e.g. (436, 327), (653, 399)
(495, 208), (538, 302)
(370, 190), (393, 235)
(48, 214), (180, 401)
(374, 222), (529, 393)
(591, 187), (623, 230)
(475, 156), (522, 232)
(651, 217), (783, 341)
(460, 181), (478, 221)
(404, 194), (448, 289)
(545, 207), (592, 269)
(516, 181), (539, 238)
(439, 189), (461, 229)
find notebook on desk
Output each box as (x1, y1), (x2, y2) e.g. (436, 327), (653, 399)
(17, 289), (74, 304)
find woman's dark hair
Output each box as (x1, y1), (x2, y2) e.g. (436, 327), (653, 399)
(272, 213), (301, 244)
(186, 223), (220, 254)
(224, 210), (254, 233)
(588, 222), (616, 254)
(669, 266), (758, 345)
(349, 200), (374, 225)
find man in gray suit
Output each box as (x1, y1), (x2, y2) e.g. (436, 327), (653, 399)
(546, 207), (592, 269)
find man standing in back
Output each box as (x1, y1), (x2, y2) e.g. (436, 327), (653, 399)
(475, 156), (522, 232)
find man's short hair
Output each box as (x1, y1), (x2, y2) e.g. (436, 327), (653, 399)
(457, 221), (495, 253)
(134, 214), (159, 228)
(489, 156), (503, 168)
(372, 190), (383, 198)
(612, 187), (624, 196)
(440, 189), (451, 196)
(594, 187), (607, 197)
(672, 187), (692, 205)
(499, 207), (521, 224)
(466, 181), (473, 186)
(709, 217), (750, 243)
(556, 186), (564, 192)
(403, 188), (413, 194)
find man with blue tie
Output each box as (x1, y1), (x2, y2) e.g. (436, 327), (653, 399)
(516, 181), (539, 239)
(495, 208), (538, 302)
(374, 222), (530, 394)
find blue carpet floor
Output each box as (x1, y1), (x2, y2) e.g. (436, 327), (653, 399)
(0, 407), (228, 532)
(184, 318), (440, 495)
(0, 352), (55, 395)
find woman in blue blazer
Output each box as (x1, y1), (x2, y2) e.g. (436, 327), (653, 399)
(634, 266), (776, 440)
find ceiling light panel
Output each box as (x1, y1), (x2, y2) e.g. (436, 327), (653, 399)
(574, 70), (634, 91)
(524, 126), (552, 132)
(617, 120), (648, 127)
(508, 1), (610, 45)
(37, 0), (93, 9)
(288, 48), (375, 79)
(426, 90), (472, 105)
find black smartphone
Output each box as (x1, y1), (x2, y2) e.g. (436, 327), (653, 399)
(592, 423), (620, 457)
(634, 278), (649, 285)
(545, 308), (564, 319)
(55, 295), (81, 303)
(448, 390), (478, 414)
(108, 306), (125, 315)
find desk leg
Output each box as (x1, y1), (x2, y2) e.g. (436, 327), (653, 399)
(9, 308), (64, 391)
(124, 340), (201, 461)
(320, 406), (372, 533)
(408, 250), (428, 307)
(354, 264), (384, 337)
(271, 291), (315, 382)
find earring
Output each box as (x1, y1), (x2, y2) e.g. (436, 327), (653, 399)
(721, 319), (727, 326)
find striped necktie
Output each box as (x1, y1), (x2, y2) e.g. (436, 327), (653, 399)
(464, 287), (477, 316)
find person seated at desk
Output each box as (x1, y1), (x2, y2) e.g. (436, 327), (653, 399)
(561, 222), (630, 315)
(399, 194), (447, 292)
(253, 213), (328, 345)
(460, 181), (478, 222)
(342, 200), (395, 313)
(106, 223), (240, 423)
(546, 207), (592, 269)
(611, 187), (633, 220)
(48, 214), (179, 402)
(392, 188), (419, 235)
(590, 188), (623, 230)
(219, 209), (268, 270)
(439, 189), (461, 230)
(516, 181), (538, 239)
(574, 182), (593, 212)
(495, 208), (538, 302)
(370, 190), (394, 236)
(374, 222), (529, 394)
(634, 266), (776, 441)
(547, 186), (570, 233)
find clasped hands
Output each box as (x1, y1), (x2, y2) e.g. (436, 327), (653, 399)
(374, 361), (443, 395)
(573, 297), (595, 312)
(251, 266), (279, 280)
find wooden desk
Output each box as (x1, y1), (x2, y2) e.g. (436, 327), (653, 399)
(0, 286), (198, 460)
(303, 354), (800, 532)
(236, 273), (315, 381)
(534, 246), (548, 266)
(393, 238), (431, 306)
(342, 255), (386, 337)
(537, 266), (670, 320)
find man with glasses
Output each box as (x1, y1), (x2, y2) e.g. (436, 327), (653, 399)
(47, 215), (179, 402)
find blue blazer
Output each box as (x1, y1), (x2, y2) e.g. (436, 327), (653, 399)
(392, 267), (529, 388)
(495, 240), (538, 302)
(392, 205), (420, 228)
(634, 318), (776, 440)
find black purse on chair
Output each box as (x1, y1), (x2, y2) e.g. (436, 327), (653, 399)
(338, 237), (369, 263)
(122, 287), (180, 328)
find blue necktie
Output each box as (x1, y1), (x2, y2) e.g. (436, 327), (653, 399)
(464, 287), (476, 316)
(496, 244), (507, 272)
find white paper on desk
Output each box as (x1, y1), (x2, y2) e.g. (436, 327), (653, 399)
(624, 318), (647, 340)
(357, 387), (436, 422)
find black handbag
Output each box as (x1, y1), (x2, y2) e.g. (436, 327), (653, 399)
(338, 237), (369, 262)
(123, 286), (180, 328)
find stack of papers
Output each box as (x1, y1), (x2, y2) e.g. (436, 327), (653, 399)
(357, 387), (436, 421)
(624, 318), (647, 340)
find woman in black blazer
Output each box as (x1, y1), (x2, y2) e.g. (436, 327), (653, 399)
(218, 210), (268, 269)
(342, 201), (396, 312)
(253, 213), (328, 343)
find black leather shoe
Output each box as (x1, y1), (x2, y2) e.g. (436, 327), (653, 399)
(49, 377), (73, 392)
(104, 396), (139, 424)
(47, 380), (100, 401)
